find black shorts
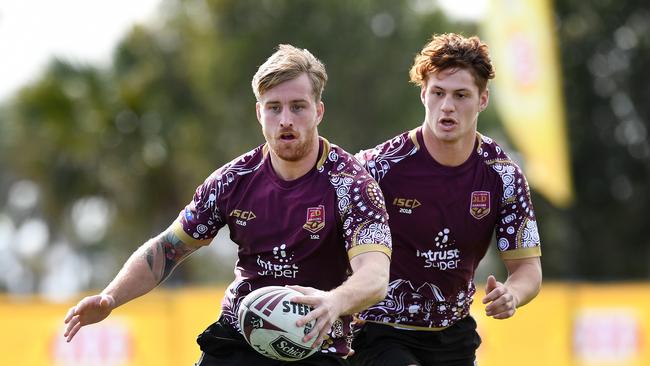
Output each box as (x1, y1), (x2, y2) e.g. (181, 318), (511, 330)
(195, 317), (349, 366)
(349, 316), (481, 366)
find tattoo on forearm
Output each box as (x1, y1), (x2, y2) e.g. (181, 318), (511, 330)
(145, 231), (196, 285)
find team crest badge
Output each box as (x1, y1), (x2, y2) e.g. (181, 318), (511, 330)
(469, 191), (490, 219)
(303, 205), (325, 233)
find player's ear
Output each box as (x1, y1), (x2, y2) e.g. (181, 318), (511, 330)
(316, 101), (324, 126)
(479, 88), (489, 112)
(256, 102), (262, 124)
(420, 82), (427, 105)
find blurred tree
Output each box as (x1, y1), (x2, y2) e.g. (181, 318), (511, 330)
(0, 0), (478, 291)
(9, 0), (647, 290)
(555, 1), (650, 279)
(10, 0), (649, 289)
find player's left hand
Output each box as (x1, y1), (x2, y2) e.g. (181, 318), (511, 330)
(287, 285), (343, 349)
(482, 275), (519, 319)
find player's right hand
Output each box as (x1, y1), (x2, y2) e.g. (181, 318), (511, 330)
(483, 275), (518, 319)
(287, 285), (342, 349)
(63, 294), (115, 342)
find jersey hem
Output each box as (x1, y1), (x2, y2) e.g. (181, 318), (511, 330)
(362, 319), (450, 331)
(172, 221), (213, 247)
(348, 244), (392, 260)
(499, 246), (541, 260)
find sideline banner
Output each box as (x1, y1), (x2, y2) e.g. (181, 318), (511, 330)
(483, 0), (574, 207)
(2, 284), (649, 365)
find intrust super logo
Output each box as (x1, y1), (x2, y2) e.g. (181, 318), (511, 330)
(230, 209), (256, 226)
(416, 228), (460, 271)
(393, 197), (421, 214)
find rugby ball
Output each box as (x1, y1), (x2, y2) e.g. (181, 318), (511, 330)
(238, 286), (318, 361)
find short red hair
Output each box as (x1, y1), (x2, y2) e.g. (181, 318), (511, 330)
(409, 33), (495, 92)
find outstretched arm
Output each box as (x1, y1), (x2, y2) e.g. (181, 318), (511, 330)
(289, 251), (390, 348)
(63, 225), (199, 342)
(483, 256), (542, 319)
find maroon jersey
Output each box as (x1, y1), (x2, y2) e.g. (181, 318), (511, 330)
(173, 138), (392, 356)
(355, 127), (540, 329)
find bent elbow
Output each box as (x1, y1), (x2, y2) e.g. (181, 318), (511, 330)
(376, 285), (388, 304)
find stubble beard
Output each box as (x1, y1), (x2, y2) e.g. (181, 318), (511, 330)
(270, 127), (318, 162)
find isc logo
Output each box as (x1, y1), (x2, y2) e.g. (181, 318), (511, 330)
(393, 198), (421, 214)
(230, 209), (256, 226)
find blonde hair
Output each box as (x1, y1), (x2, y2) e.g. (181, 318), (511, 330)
(252, 44), (328, 101)
(409, 33), (495, 92)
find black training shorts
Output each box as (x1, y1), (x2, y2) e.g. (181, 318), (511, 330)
(195, 317), (349, 366)
(349, 316), (481, 366)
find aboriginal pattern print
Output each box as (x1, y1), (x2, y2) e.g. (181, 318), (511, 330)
(329, 149), (392, 251)
(177, 139), (392, 358)
(361, 279), (474, 328)
(481, 134), (541, 251)
(184, 149), (264, 242)
(223, 280), (253, 331)
(356, 128), (540, 329)
(357, 132), (418, 182)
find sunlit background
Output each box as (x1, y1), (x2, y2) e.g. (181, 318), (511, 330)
(1, 0), (649, 365)
(0, 0), (493, 303)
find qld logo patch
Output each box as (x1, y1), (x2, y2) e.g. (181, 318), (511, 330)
(303, 205), (325, 233)
(469, 191), (490, 219)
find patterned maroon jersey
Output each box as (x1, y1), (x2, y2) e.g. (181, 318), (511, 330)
(173, 138), (392, 355)
(355, 127), (540, 329)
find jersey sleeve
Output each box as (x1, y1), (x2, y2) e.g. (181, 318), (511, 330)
(493, 162), (542, 259)
(354, 148), (379, 181)
(172, 171), (226, 247)
(331, 156), (392, 260)
(354, 130), (419, 183)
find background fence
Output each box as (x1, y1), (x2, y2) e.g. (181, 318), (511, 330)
(1, 283), (649, 366)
